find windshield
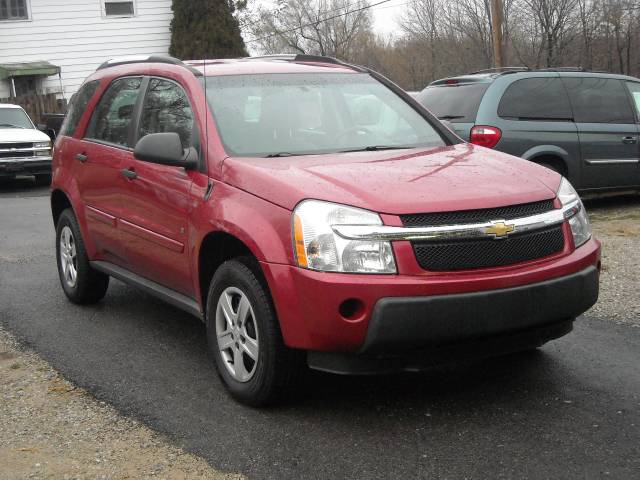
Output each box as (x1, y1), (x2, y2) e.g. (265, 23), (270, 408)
(200, 73), (446, 157)
(417, 84), (489, 123)
(0, 107), (34, 129)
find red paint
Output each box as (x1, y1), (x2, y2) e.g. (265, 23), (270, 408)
(51, 59), (600, 353)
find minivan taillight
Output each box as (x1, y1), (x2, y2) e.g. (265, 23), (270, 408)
(470, 125), (502, 149)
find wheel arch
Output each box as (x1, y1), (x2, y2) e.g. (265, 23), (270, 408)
(197, 230), (264, 312)
(521, 145), (572, 179)
(51, 188), (73, 228)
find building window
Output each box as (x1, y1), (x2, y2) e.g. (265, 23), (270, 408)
(0, 0), (29, 21)
(104, 1), (135, 17)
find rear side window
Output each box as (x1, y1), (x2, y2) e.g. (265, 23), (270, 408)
(59, 80), (100, 137)
(86, 77), (143, 147)
(417, 83), (489, 123)
(138, 78), (194, 149)
(563, 77), (635, 124)
(498, 78), (572, 121)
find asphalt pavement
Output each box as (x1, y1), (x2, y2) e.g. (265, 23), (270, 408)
(1, 178), (638, 479)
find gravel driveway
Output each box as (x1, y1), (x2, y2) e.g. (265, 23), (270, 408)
(586, 195), (640, 326)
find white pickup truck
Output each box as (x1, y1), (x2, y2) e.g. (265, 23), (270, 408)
(0, 104), (53, 184)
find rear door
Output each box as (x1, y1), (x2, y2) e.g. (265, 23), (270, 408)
(562, 76), (640, 189)
(118, 77), (197, 296)
(75, 76), (144, 264)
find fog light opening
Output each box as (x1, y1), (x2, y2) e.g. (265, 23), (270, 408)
(339, 298), (365, 320)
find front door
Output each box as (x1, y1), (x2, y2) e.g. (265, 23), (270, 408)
(118, 77), (197, 296)
(75, 76), (144, 264)
(562, 77), (640, 189)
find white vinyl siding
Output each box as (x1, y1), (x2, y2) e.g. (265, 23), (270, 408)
(0, 0), (172, 98)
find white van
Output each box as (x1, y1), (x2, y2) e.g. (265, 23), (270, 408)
(0, 104), (53, 184)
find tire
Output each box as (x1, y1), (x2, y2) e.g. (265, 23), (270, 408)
(35, 173), (52, 186)
(206, 258), (304, 406)
(56, 208), (109, 304)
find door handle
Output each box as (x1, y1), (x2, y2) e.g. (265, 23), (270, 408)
(622, 136), (637, 144)
(121, 168), (137, 180)
(75, 153), (88, 162)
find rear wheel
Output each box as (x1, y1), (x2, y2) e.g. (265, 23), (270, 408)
(56, 209), (109, 304)
(206, 258), (304, 406)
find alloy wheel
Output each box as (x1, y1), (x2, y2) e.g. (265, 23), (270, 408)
(215, 287), (260, 382)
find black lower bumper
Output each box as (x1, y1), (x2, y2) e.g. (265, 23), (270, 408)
(0, 160), (51, 177)
(308, 266), (599, 374)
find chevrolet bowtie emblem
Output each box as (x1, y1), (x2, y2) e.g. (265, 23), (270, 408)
(485, 221), (515, 238)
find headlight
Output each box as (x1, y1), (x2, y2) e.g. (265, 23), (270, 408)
(34, 142), (51, 148)
(293, 200), (396, 274)
(558, 177), (591, 248)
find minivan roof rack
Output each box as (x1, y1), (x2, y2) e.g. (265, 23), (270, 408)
(96, 55), (202, 76)
(468, 66), (529, 75)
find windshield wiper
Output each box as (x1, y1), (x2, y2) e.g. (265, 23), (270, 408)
(264, 152), (297, 158)
(0, 123), (26, 129)
(340, 145), (414, 153)
(437, 115), (464, 120)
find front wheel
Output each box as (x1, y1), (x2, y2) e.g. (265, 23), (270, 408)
(56, 209), (109, 304)
(206, 258), (304, 406)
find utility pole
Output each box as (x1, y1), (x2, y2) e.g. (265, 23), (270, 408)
(490, 0), (504, 68)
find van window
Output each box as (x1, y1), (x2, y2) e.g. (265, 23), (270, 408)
(417, 83), (489, 123)
(498, 78), (572, 121)
(563, 77), (634, 124)
(625, 82), (640, 117)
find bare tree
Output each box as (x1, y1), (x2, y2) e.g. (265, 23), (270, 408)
(247, 0), (373, 60)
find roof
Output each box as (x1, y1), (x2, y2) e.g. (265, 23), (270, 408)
(0, 61), (60, 80)
(428, 67), (640, 88)
(0, 104), (24, 109)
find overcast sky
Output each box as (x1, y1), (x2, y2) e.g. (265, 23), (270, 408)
(371, 0), (407, 36)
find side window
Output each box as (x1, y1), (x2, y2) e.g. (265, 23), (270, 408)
(498, 78), (572, 121)
(625, 82), (640, 117)
(138, 78), (194, 149)
(563, 77), (635, 124)
(86, 77), (143, 148)
(59, 80), (100, 137)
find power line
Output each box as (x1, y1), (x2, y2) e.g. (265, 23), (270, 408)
(244, 0), (395, 44)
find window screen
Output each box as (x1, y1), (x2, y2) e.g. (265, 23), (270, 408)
(59, 81), (100, 137)
(104, 1), (134, 16)
(138, 78), (194, 149)
(563, 77), (635, 124)
(498, 78), (572, 121)
(0, 0), (28, 20)
(86, 77), (142, 148)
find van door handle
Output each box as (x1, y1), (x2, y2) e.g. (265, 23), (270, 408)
(75, 153), (88, 162)
(622, 136), (637, 144)
(121, 168), (137, 180)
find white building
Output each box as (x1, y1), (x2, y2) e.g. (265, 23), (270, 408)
(0, 0), (173, 100)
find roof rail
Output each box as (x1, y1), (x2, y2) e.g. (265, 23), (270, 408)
(96, 54), (202, 76)
(238, 54), (367, 71)
(468, 66), (529, 75)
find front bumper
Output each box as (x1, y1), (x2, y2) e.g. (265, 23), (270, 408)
(262, 237), (600, 354)
(0, 158), (52, 177)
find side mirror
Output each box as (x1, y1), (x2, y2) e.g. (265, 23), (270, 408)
(133, 132), (198, 169)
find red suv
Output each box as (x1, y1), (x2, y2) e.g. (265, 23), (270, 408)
(51, 55), (600, 405)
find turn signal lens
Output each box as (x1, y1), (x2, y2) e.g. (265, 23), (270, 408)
(293, 214), (308, 268)
(470, 125), (502, 149)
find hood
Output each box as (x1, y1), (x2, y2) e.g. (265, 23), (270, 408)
(0, 127), (50, 143)
(222, 144), (562, 214)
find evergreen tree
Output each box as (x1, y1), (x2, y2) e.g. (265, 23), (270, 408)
(170, 0), (247, 59)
